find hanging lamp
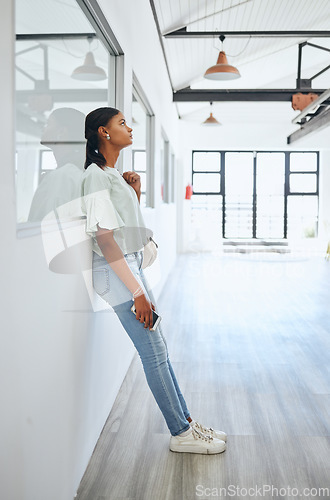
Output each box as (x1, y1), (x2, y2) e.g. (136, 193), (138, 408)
(204, 35), (240, 81)
(202, 102), (221, 126)
(71, 37), (107, 81)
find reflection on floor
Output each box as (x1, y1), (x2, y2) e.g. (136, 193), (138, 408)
(76, 252), (330, 500)
(223, 239), (290, 254)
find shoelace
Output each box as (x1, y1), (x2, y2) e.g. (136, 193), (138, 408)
(194, 421), (214, 435)
(191, 427), (213, 443)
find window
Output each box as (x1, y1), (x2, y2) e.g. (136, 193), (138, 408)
(132, 150), (146, 204)
(256, 153), (285, 239)
(132, 77), (154, 208)
(287, 152), (319, 238)
(225, 152), (253, 238)
(289, 174), (317, 193)
(170, 152), (176, 203)
(131, 93), (147, 207)
(193, 151), (220, 172)
(290, 153), (317, 172)
(39, 150), (57, 185)
(15, 0), (118, 225)
(191, 150), (319, 240)
(191, 151), (223, 244)
(160, 133), (167, 203)
(160, 130), (175, 204)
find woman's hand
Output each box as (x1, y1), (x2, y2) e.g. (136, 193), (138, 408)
(134, 294), (155, 330)
(122, 171), (141, 198)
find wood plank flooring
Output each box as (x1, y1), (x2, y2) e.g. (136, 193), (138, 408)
(75, 252), (330, 500)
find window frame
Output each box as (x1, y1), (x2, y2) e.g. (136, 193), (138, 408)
(191, 149), (320, 239)
(161, 128), (171, 204)
(132, 74), (155, 208)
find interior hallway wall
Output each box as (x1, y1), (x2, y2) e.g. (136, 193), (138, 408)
(1, 1), (180, 499)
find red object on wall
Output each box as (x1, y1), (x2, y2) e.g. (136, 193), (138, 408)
(185, 183), (193, 199)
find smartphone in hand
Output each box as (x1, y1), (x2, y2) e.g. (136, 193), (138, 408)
(131, 303), (162, 331)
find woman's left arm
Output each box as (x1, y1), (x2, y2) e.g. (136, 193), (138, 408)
(122, 171), (141, 204)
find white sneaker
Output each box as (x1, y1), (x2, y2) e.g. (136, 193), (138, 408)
(170, 427), (226, 455)
(191, 420), (227, 442)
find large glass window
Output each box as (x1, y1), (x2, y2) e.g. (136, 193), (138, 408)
(224, 152), (253, 238)
(193, 151), (220, 172)
(287, 152), (319, 238)
(192, 150), (319, 240)
(132, 93), (147, 207)
(132, 80), (154, 208)
(170, 150), (176, 203)
(160, 133), (168, 203)
(15, 0), (117, 225)
(159, 129), (174, 204)
(287, 196), (319, 239)
(193, 151), (221, 192)
(256, 153), (285, 239)
(191, 151), (223, 244)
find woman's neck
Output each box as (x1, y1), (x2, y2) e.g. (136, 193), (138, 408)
(99, 144), (120, 168)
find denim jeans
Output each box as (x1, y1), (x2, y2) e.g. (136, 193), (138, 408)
(92, 250), (191, 436)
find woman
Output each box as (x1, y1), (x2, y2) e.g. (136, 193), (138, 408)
(81, 107), (227, 454)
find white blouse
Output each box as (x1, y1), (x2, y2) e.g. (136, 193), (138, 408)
(81, 163), (151, 256)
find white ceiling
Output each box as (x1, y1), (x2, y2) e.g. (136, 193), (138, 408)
(15, 0), (330, 134)
(16, 0), (92, 34)
(153, 0), (330, 126)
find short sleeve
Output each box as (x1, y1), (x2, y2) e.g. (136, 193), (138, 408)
(81, 166), (125, 237)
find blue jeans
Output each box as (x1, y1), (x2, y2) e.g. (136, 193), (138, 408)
(92, 250), (191, 436)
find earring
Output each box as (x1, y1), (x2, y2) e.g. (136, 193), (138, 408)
(106, 134), (111, 141)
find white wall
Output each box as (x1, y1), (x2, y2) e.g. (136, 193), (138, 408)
(1, 1), (180, 500)
(0, 2), (25, 500)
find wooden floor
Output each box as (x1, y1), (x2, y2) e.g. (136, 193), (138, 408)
(76, 252), (330, 500)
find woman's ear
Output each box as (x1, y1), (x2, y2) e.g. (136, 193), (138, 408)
(98, 126), (108, 138)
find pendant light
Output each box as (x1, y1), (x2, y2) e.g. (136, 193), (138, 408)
(202, 102), (221, 126)
(71, 37), (107, 81)
(204, 35), (240, 81)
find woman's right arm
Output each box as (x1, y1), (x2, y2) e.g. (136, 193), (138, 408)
(95, 225), (154, 330)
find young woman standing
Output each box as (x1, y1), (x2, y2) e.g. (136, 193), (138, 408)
(81, 107), (227, 454)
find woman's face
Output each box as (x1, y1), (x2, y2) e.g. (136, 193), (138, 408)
(106, 112), (133, 149)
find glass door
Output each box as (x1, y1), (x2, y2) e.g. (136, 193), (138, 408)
(287, 153), (319, 238)
(224, 152), (254, 238)
(256, 153), (285, 238)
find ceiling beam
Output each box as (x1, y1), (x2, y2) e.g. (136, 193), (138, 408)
(173, 88), (328, 102)
(16, 33), (97, 41)
(287, 106), (330, 143)
(165, 28), (330, 39)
